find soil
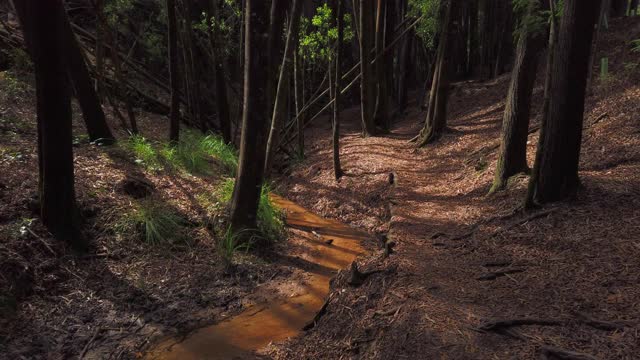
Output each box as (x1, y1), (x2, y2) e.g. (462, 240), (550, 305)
(268, 17), (640, 360)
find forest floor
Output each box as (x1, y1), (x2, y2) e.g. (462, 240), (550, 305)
(268, 17), (640, 360)
(0, 16), (639, 360)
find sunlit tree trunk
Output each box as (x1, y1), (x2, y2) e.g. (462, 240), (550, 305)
(331, 0), (344, 180)
(490, 0), (546, 193)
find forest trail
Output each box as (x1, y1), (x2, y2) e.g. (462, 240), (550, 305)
(146, 196), (368, 359)
(274, 58), (640, 358)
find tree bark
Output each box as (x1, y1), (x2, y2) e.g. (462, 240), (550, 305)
(267, 0), (289, 114)
(26, 0), (85, 249)
(167, 0), (180, 142)
(209, 0), (232, 144)
(528, 0), (601, 204)
(416, 0), (457, 146)
(373, 0), (390, 131)
(490, 0), (546, 193)
(264, 0), (303, 176)
(230, 0), (270, 233)
(294, 51), (305, 158)
(359, 0), (376, 136)
(332, 0), (345, 180)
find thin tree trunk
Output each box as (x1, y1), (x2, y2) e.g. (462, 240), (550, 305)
(95, 0), (105, 99)
(360, 0), (376, 136)
(416, 0), (457, 146)
(264, 0), (303, 176)
(109, 27), (138, 134)
(332, 0), (345, 180)
(528, 0), (601, 204)
(267, 0), (289, 114)
(209, 0), (232, 144)
(373, 0), (390, 131)
(490, 0), (546, 193)
(230, 0), (270, 233)
(294, 51), (305, 158)
(167, 0), (180, 142)
(25, 0), (85, 249)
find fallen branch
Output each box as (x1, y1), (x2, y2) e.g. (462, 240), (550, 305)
(303, 294), (333, 331)
(573, 311), (626, 331)
(477, 318), (563, 333)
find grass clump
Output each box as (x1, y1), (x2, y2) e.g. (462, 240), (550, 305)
(128, 200), (186, 245)
(218, 227), (253, 266)
(217, 179), (284, 242)
(200, 133), (238, 174)
(123, 135), (162, 170)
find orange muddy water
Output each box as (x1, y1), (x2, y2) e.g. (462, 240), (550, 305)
(146, 195), (368, 360)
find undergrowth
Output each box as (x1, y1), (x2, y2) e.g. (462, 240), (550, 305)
(122, 130), (237, 175)
(117, 200), (187, 246)
(217, 179), (285, 243)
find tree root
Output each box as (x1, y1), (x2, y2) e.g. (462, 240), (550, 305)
(476, 318), (563, 333)
(539, 345), (597, 360)
(476, 268), (525, 281)
(302, 294), (333, 331)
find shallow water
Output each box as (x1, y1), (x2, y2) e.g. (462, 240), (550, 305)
(146, 195), (368, 359)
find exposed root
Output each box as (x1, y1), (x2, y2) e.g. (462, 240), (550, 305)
(539, 345), (597, 360)
(476, 268), (525, 281)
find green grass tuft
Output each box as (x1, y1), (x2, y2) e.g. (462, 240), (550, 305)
(199, 133), (238, 175)
(218, 226), (253, 266)
(123, 135), (162, 170)
(217, 179), (284, 242)
(130, 200), (186, 245)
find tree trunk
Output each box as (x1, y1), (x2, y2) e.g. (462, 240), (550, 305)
(490, 0), (546, 193)
(528, 0), (601, 204)
(95, 0), (105, 99)
(359, 0), (376, 136)
(109, 27), (138, 134)
(416, 0), (457, 146)
(167, 0), (180, 142)
(610, 0), (628, 17)
(294, 51), (305, 158)
(230, 0), (270, 233)
(180, 0), (203, 130)
(26, 0), (85, 249)
(208, 0), (232, 144)
(373, 0), (390, 131)
(267, 0), (289, 114)
(332, 0), (345, 180)
(264, 0), (303, 176)
(467, 0), (479, 77)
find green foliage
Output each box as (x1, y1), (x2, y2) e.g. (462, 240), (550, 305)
(217, 179), (284, 242)
(129, 200), (186, 245)
(298, 4), (354, 63)
(123, 131), (237, 175)
(123, 134), (162, 170)
(512, 0), (548, 42)
(218, 226), (252, 266)
(200, 133), (238, 175)
(408, 0), (440, 50)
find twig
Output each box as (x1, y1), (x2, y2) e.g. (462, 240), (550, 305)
(80, 328), (102, 359)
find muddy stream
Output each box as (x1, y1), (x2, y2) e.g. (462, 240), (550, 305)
(146, 195), (368, 359)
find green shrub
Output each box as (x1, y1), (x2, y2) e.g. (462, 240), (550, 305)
(130, 200), (186, 245)
(218, 226), (252, 266)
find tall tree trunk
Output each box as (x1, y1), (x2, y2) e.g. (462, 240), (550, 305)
(264, 0), (303, 176)
(180, 0), (203, 130)
(359, 0), (376, 136)
(167, 0), (180, 142)
(467, 0), (479, 77)
(26, 0), (85, 249)
(209, 0), (232, 144)
(230, 0), (270, 233)
(267, 0), (289, 114)
(294, 51), (305, 158)
(95, 0), (105, 99)
(528, 0), (601, 204)
(332, 0), (345, 180)
(610, 0), (627, 17)
(490, 0), (547, 193)
(13, 2), (114, 143)
(416, 0), (457, 146)
(373, 0), (390, 131)
(109, 27), (138, 134)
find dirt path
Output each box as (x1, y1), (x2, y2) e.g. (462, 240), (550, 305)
(272, 42), (640, 358)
